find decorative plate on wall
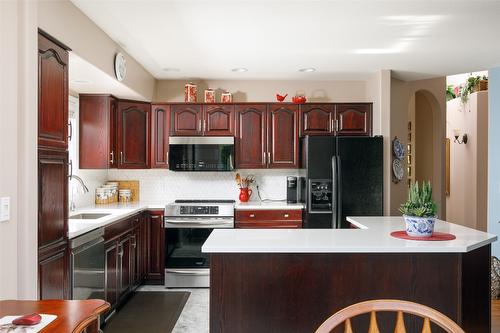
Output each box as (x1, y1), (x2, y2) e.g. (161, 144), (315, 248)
(392, 137), (405, 160)
(392, 159), (404, 183)
(114, 52), (127, 82)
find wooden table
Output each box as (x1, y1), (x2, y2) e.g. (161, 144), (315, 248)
(0, 299), (109, 333)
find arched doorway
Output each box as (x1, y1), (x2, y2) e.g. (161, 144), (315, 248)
(407, 89), (444, 216)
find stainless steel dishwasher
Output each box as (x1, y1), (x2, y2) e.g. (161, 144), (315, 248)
(70, 228), (105, 301)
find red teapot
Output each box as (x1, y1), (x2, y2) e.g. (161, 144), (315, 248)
(292, 95), (307, 104)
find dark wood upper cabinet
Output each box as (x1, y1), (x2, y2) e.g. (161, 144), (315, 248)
(79, 95), (117, 169)
(117, 101), (150, 169)
(235, 105), (267, 169)
(335, 103), (372, 136)
(268, 104), (299, 168)
(203, 105), (235, 136)
(170, 105), (202, 136)
(151, 105), (169, 168)
(38, 32), (70, 150)
(300, 104), (334, 136)
(38, 148), (68, 250)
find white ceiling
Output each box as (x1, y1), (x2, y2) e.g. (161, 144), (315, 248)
(71, 0), (500, 81)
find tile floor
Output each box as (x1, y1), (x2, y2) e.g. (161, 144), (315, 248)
(137, 285), (209, 333)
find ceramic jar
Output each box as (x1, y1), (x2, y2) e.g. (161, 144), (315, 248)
(204, 89), (215, 103)
(239, 188), (253, 202)
(221, 91), (232, 103)
(185, 82), (197, 102)
(119, 189), (132, 203)
(403, 215), (436, 237)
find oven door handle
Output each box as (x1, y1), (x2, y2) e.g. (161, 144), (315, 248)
(164, 218), (234, 227)
(165, 269), (209, 276)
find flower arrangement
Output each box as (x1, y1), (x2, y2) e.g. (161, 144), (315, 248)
(235, 173), (255, 189)
(399, 181), (437, 218)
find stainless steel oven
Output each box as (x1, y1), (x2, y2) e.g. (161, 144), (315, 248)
(164, 200), (235, 288)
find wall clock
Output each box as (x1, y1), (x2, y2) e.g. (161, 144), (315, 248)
(114, 52), (127, 82)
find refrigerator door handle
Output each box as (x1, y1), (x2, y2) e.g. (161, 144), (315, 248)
(331, 156), (338, 229)
(336, 156), (343, 228)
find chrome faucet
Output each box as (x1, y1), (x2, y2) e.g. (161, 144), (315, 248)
(69, 174), (89, 211)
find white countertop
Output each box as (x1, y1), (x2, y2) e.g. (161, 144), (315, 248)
(202, 216), (497, 253)
(235, 201), (304, 210)
(68, 202), (165, 239)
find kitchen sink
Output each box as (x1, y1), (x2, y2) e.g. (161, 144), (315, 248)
(70, 213), (110, 220)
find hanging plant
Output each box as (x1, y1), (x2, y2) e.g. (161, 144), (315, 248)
(446, 85), (456, 102)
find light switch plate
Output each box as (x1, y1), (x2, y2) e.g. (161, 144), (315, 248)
(0, 197), (10, 222)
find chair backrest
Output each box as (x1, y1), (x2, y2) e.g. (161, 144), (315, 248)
(315, 299), (466, 333)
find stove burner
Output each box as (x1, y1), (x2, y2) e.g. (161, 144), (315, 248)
(174, 200), (236, 204)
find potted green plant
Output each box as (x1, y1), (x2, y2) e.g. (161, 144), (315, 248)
(399, 181), (438, 237)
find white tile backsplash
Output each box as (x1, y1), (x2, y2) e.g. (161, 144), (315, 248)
(106, 169), (301, 203)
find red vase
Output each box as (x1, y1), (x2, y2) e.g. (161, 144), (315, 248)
(239, 187), (252, 202)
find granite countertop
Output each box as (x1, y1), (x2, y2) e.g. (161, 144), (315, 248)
(202, 216), (497, 254)
(235, 201), (305, 210)
(68, 202), (165, 239)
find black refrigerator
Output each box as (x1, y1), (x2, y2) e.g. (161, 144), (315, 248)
(301, 136), (383, 228)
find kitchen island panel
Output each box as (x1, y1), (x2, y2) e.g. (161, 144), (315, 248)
(210, 247), (490, 333)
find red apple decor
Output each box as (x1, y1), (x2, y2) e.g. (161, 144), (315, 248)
(12, 313), (42, 326)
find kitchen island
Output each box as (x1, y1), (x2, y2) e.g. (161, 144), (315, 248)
(202, 217), (497, 333)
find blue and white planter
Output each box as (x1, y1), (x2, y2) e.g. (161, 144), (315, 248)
(403, 215), (436, 237)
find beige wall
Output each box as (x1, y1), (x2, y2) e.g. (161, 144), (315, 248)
(390, 77), (446, 217)
(38, 0), (156, 101)
(446, 92), (488, 231)
(154, 79), (368, 104)
(415, 92), (434, 184)
(0, 0), (38, 300)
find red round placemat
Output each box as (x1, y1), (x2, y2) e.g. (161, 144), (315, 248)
(390, 231), (456, 241)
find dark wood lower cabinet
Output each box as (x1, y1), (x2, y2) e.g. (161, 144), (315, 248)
(38, 242), (69, 300)
(235, 209), (303, 228)
(146, 211), (165, 284)
(102, 212), (152, 319)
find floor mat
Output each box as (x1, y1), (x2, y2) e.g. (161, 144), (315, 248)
(104, 291), (190, 333)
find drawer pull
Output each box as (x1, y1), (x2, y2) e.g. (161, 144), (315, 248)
(249, 214), (255, 218)
(284, 213), (289, 218)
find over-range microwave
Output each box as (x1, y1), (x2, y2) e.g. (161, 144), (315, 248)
(169, 136), (234, 171)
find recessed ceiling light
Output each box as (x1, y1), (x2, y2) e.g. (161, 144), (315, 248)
(299, 67), (316, 73)
(71, 79), (92, 84)
(231, 67), (248, 72)
(163, 67), (180, 72)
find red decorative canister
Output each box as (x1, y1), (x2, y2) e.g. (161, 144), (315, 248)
(204, 89), (215, 103)
(221, 91), (232, 103)
(184, 82), (197, 102)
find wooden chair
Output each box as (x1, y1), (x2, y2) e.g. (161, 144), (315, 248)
(315, 299), (465, 333)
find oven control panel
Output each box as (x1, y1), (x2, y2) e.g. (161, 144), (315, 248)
(180, 206), (219, 215)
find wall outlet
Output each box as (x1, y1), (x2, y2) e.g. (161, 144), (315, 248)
(0, 197), (10, 222)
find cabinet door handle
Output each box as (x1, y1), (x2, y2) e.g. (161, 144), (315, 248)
(118, 245), (124, 257)
(110, 151), (114, 164)
(335, 119), (339, 132)
(204, 120), (207, 132)
(68, 121), (73, 141)
(262, 151), (266, 165)
(267, 152), (271, 165)
(120, 151), (123, 164)
(198, 119), (202, 132)
(131, 235), (137, 248)
(166, 151), (169, 164)
(68, 160), (73, 178)
(284, 213), (289, 218)
(249, 213), (255, 218)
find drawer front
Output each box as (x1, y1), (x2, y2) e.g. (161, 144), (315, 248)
(236, 221), (302, 229)
(235, 209), (302, 222)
